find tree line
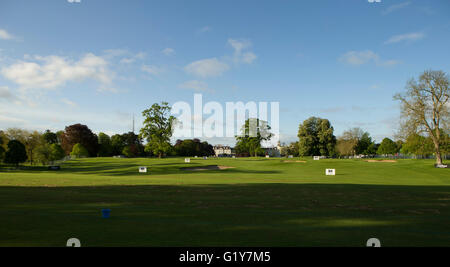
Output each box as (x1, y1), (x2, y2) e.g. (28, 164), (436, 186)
(0, 70), (448, 166)
(228, 70), (450, 164)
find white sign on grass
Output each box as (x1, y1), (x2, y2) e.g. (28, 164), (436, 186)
(325, 169), (335, 176)
(139, 167), (147, 173)
(185, 158), (190, 163)
(288, 155), (293, 158)
(266, 155), (270, 158)
(314, 156), (320, 161)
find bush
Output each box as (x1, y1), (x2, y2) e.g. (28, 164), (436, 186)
(70, 143), (89, 158)
(4, 140), (28, 167)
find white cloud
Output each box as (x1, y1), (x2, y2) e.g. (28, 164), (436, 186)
(141, 64), (164, 76)
(339, 50), (400, 66)
(1, 53), (114, 90)
(61, 98), (78, 108)
(228, 39), (252, 54)
(179, 80), (210, 92)
(119, 52), (146, 64)
(162, 48), (175, 56)
(242, 52), (257, 64)
(197, 26), (212, 34)
(384, 32), (425, 44)
(184, 58), (229, 78)
(67, 0), (81, 3)
(0, 29), (15, 40)
(228, 38), (257, 64)
(339, 50), (379, 65)
(0, 114), (27, 123)
(382, 2), (411, 15)
(0, 86), (14, 100)
(103, 49), (129, 58)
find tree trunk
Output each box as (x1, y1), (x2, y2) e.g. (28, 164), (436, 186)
(435, 144), (443, 165)
(158, 153), (162, 159)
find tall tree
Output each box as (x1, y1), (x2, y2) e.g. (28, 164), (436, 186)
(111, 134), (126, 155)
(4, 129), (41, 165)
(43, 130), (58, 144)
(140, 102), (176, 158)
(377, 138), (399, 155)
(4, 140), (27, 168)
(298, 117), (336, 157)
(337, 128), (374, 156)
(0, 134), (5, 162)
(61, 124), (98, 157)
(49, 144), (65, 164)
(98, 132), (113, 157)
(394, 70), (449, 165)
(400, 133), (434, 158)
(235, 118), (273, 157)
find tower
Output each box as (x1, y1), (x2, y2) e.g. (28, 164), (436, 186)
(132, 113), (135, 133)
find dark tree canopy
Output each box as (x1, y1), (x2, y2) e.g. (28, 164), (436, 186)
(43, 130), (58, 144)
(98, 132), (113, 157)
(174, 139), (215, 157)
(0, 134), (5, 162)
(61, 124), (98, 157)
(298, 117), (336, 157)
(4, 140), (28, 167)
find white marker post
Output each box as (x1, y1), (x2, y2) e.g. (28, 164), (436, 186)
(66, 238), (81, 247)
(185, 158), (190, 163)
(139, 167), (147, 173)
(325, 169), (335, 176)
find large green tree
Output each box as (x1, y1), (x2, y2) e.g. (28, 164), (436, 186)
(140, 102), (175, 158)
(377, 138), (399, 155)
(235, 118), (273, 157)
(298, 117), (336, 157)
(70, 143), (89, 158)
(43, 130), (58, 144)
(336, 128), (375, 156)
(174, 139), (215, 157)
(394, 70), (449, 165)
(4, 140), (28, 167)
(400, 133), (434, 158)
(61, 124), (98, 157)
(98, 132), (113, 157)
(0, 134), (5, 162)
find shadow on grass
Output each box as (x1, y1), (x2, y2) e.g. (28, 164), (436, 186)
(0, 161), (281, 176)
(0, 183), (449, 246)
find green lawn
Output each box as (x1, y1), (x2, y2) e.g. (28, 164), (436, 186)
(0, 157), (449, 246)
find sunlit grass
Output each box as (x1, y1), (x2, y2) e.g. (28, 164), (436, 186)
(0, 157), (449, 246)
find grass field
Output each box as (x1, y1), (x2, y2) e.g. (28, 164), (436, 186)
(0, 157), (449, 247)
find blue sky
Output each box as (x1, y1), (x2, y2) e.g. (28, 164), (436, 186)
(0, 0), (449, 145)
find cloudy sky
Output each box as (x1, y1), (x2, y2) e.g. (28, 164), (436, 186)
(0, 0), (449, 145)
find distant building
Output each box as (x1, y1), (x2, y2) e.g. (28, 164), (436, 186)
(213, 145), (233, 157)
(263, 141), (282, 157)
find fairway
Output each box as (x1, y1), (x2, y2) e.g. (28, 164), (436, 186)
(0, 157), (449, 247)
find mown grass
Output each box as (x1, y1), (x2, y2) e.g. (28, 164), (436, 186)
(0, 157), (449, 246)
